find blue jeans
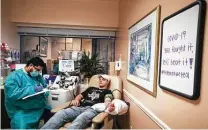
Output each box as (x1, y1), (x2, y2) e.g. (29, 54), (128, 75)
(41, 106), (99, 129)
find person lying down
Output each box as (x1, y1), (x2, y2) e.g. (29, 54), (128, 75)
(41, 75), (116, 129)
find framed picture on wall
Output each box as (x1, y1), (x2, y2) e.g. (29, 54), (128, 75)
(39, 37), (48, 57)
(127, 6), (161, 97)
(158, 0), (206, 100)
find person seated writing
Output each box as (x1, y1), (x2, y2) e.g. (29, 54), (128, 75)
(4, 57), (52, 129)
(41, 74), (115, 129)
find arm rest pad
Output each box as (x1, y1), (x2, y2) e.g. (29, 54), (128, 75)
(51, 101), (72, 113)
(92, 112), (109, 123)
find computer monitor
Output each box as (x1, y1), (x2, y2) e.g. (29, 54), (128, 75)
(59, 60), (75, 72)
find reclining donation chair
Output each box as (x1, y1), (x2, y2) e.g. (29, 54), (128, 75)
(51, 75), (122, 129)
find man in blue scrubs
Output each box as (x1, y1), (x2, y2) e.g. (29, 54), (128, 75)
(4, 57), (51, 129)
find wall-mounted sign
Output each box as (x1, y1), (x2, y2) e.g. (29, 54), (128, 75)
(159, 0), (206, 100)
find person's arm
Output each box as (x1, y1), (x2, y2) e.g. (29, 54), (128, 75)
(104, 91), (115, 112)
(4, 75), (36, 101)
(70, 94), (83, 106)
(104, 90), (114, 105)
(70, 87), (91, 106)
(36, 75), (47, 88)
(16, 95), (46, 110)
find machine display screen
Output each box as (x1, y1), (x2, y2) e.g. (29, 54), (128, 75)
(59, 60), (74, 72)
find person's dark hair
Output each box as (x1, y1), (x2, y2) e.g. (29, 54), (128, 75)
(26, 57), (45, 67)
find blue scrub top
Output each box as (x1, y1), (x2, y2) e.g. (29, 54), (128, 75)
(4, 68), (50, 129)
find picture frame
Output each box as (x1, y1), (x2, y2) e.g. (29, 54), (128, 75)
(39, 37), (48, 57)
(127, 6), (161, 97)
(158, 0), (206, 100)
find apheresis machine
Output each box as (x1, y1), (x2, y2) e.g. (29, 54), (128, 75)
(45, 59), (80, 108)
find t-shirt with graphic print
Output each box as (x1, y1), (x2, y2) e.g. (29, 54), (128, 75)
(80, 86), (113, 107)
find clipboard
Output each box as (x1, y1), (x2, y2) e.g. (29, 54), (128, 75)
(22, 89), (49, 100)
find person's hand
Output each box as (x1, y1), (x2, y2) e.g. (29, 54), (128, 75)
(105, 101), (110, 107)
(107, 103), (115, 112)
(44, 91), (50, 97)
(34, 85), (44, 93)
(71, 99), (80, 106)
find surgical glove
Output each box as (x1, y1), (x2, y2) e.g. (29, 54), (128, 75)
(35, 85), (44, 93)
(44, 91), (50, 97)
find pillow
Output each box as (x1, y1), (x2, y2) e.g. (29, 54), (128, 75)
(91, 103), (106, 112)
(105, 99), (129, 115)
(91, 99), (129, 115)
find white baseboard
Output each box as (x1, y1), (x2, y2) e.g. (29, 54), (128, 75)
(123, 89), (171, 130)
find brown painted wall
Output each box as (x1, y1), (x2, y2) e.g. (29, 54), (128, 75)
(11, 0), (119, 28)
(0, 0), (1, 42)
(1, 0), (19, 49)
(118, 94), (161, 129)
(116, 0), (208, 129)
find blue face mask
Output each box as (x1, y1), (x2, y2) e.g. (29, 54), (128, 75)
(30, 71), (39, 77)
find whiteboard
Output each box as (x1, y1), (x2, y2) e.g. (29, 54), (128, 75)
(159, 0), (206, 99)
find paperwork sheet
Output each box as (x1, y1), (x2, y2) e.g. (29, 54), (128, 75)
(22, 88), (49, 100)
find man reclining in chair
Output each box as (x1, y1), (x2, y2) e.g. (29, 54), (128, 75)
(41, 74), (115, 129)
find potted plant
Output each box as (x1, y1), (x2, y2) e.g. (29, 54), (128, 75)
(78, 51), (105, 83)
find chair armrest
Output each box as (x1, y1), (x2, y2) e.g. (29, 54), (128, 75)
(92, 112), (109, 123)
(51, 101), (72, 113)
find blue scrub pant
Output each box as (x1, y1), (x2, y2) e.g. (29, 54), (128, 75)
(41, 106), (99, 129)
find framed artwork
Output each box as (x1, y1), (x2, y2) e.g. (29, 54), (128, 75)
(159, 0), (206, 100)
(39, 37), (48, 57)
(127, 6), (161, 97)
